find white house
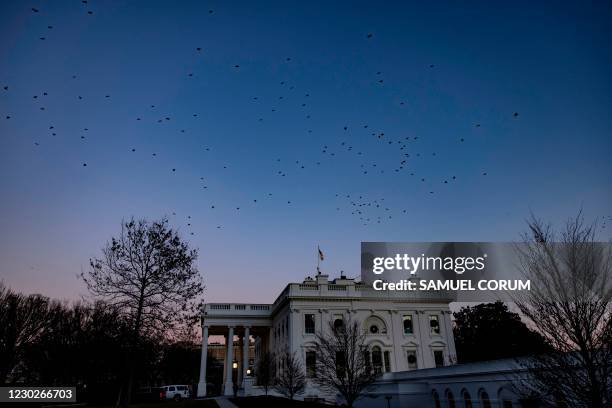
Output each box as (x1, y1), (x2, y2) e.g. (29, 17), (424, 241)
(196, 273), (457, 399)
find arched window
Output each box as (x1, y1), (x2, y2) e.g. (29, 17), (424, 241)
(462, 389), (472, 408)
(479, 389), (491, 408)
(432, 390), (441, 408)
(364, 315), (387, 335)
(445, 389), (455, 408)
(371, 346), (383, 374)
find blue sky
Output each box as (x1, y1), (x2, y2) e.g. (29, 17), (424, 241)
(0, 0), (611, 303)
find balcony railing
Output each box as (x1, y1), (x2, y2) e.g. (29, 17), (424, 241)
(204, 303), (272, 316)
(206, 282), (453, 316)
(270, 281), (453, 310)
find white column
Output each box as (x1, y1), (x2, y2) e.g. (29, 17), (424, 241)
(443, 311), (456, 363)
(224, 326), (235, 396)
(197, 325), (209, 397)
(416, 311), (428, 368)
(242, 326), (250, 386)
(237, 335), (243, 387)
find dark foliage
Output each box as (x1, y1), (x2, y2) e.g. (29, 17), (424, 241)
(0, 284), (205, 404)
(453, 301), (551, 364)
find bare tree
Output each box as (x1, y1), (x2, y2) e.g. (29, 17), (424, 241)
(513, 213), (611, 407)
(0, 283), (56, 383)
(256, 351), (275, 396)
(81, 217), (203, 407)
(274, 351), (306, 400)
(313, 318), (376, 408)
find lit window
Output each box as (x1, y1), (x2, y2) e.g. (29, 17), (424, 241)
(304, 314), (315, 334)
(434, 350), (444, 367)
(430, 315), (440, 334)
(403, 315), (413, 334)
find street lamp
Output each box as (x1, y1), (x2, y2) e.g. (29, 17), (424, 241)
(232, 361), (238, 369)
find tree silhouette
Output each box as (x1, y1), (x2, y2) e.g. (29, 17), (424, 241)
(313, 318), (376, 408)
(0, 283), (55, 383)
(274, 351), (306, 400)
(19, 300), (129, 403)
(513, 213), (611, 407)
(81, 217), (203, 407)
(255, 351), (275, 396)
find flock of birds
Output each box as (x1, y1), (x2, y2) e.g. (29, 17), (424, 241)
(2, 3), (609, 238)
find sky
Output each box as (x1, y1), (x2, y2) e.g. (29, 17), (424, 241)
(0, 0), (611, 304)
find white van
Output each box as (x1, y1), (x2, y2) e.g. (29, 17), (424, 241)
(160, 385), (191, 401)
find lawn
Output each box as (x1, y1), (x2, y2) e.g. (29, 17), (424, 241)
(230, 396), (332, 407)
(95, 400), (219, 408)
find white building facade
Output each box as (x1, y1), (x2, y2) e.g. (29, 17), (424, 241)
(196, 273), (457, 399)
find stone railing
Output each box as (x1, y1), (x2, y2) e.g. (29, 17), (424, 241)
(204, 303), (272, 316)
(270, 282), (454, 312)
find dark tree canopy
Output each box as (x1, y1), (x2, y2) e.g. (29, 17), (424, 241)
(453, 301), (551, 364)
(0, 283), (56, 383)
(82, 217), (203, 340)
(0, 284), (131, 403)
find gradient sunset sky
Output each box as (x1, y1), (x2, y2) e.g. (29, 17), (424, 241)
(1, 0), (611, 304)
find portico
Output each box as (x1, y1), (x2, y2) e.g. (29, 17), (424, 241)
(196, 304), (272, 397)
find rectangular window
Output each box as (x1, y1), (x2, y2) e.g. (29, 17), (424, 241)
(430, 315), (440, 335)
(434, 350), (444, 367)
(336, 351), (346, 378)
(304, 314), (315, 334)
(306, 351), (316, 377)
(403, 315), (413, 335)
(407, 351), (418, 369)
(383, 351), (391, 372)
